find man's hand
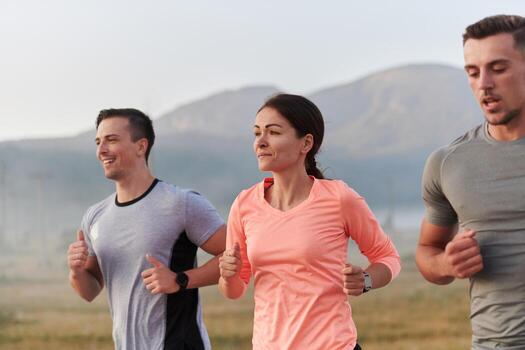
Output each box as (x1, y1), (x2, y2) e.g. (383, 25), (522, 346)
(442, 229), (483, 279)
(68, 230), (89, 273)
(219, 243), (241, 281)
(342, 263), (365, 296)
(141, 255), (179, 295)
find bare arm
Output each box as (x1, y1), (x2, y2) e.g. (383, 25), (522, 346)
(142, 225), (226, 294)
(186, 224), (226, 289)
(68, 230), (104, 302)
(416, 219), (457, 284)
(69, 256), (104, 301)
(416, 218), (483, 285)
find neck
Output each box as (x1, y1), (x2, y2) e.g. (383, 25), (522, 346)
(115, 166), (155, 203)
(268, 166), (313, 210)
(487, 114), (525, 141)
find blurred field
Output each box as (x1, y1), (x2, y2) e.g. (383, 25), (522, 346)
(0, 253), (472, 350)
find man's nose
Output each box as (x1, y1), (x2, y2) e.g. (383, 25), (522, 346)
(479, 70), (495, 91)
(97, 142), (108, 156)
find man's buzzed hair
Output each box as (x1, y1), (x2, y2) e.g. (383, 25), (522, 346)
(96, 108), (155, 163)
(463, 14), (525, 50)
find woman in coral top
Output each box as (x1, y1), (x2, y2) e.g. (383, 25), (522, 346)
(218, 93), (401, 350)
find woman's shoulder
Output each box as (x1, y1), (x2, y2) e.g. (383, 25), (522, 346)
(234, 180), (263, 204)
(316, 178), (361, 200)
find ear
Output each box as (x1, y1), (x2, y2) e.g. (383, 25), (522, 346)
(136, 138), (149, 157)
(301, 134), (314, 154)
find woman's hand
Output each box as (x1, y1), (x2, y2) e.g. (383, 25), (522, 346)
(342, 263), (366, 296)
(219, 243), (241, 281)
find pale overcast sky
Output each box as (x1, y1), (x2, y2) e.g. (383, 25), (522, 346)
(1, 1), (525, 141)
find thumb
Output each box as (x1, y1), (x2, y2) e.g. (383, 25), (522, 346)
(455, 229), (476, 240)
(233, 242), (240, 254)
(77, 230), (85, 242)
(146, 254), (163, 268)
(343, 263), (362, 274)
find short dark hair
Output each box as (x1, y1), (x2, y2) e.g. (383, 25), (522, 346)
(258, 93), (325, 179)
(96, 108), (155, 163)
(463, 15), (525, 50)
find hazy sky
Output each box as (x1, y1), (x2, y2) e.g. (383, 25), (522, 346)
(2, 1), (525, 141)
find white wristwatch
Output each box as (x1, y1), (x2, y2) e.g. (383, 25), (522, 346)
(362, 271), (373, 293)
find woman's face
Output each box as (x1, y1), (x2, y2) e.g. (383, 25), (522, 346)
(253, 107), (312, 173)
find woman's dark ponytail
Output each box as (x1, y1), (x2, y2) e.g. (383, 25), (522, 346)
(306, 154), (324, 179)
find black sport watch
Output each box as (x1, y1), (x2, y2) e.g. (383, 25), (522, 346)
(175, 271), (189, 293)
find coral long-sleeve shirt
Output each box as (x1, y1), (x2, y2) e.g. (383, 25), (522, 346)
(226, 178), (401, 350)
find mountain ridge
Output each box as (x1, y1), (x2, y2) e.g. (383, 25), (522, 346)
(0, 63), (483, 247)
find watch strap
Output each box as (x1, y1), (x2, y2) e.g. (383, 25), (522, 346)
(175, 271), (189, 293)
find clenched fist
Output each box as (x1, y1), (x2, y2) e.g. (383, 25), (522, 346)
(219, 243), (241, 280)
(443, 229), (483, 279)
(141, 255), (179, 295)
(68, 230), (89, 272)
(342, 263), (365, 296)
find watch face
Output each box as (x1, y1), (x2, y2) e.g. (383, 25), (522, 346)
(363, 272), (372, 292)
(176, 272), (189, 290)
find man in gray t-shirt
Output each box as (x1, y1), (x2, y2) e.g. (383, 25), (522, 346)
(67, 108), (226, 350)
(417, 15), (525, 350)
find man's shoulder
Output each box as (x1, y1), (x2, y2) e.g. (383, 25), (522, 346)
(427, 124), (485, 165)
(80, 193), (114, 231)
(84, 193), (114, 218)
(448, 124), (484, 148)
(155, 180), (196, 198)
(155, 181), (219, 215)
(147, 181), (193, 206)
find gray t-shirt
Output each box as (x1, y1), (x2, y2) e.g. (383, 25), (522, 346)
(80, 179), (224, 350)
(422, 124), (525, 349)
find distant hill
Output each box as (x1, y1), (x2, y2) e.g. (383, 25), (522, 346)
(311, 64), (480, 156)
(0, 64), (482, 248)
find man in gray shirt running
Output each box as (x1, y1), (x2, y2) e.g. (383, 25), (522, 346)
(417, 15), (525, 350)
(67, 108), (226, 350)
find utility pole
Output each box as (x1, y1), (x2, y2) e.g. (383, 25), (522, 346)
(30, 170), (51, 267)
(7, 188), (18, 248)
(383, 176), (396, 231)
(0, 160), (6, 250)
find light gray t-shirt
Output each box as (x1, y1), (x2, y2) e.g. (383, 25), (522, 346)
(422, 123), (525, 349)
(81, 179), (224, 350)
